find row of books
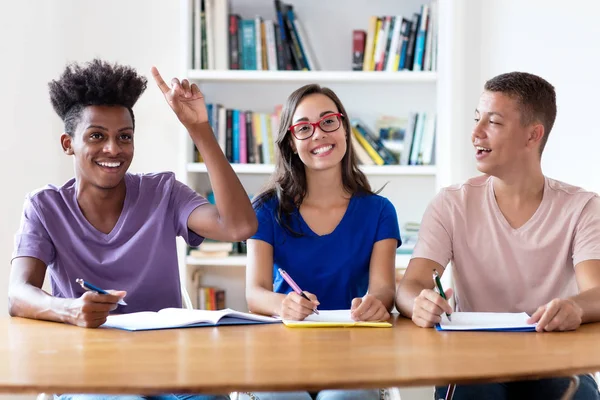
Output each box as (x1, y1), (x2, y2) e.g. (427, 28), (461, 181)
(195, 104), (282, 165)
(354, 1), (438, 72)
(195, 104), (435, 166)
(228, 1), (315, 71)
(192, 0), (314, 71)
(190, 269), (226, 310)
(370, 113), (437, 166)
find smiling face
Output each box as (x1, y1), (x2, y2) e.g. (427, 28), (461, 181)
(289, 93), (347, 172)
(472, 91), (544, 177)
(61, 105), (134, 190)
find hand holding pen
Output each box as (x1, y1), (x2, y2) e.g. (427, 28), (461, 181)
(63, 279), (127, 329)
(278, 268), (320, 320)
(411, 269), (454, 328)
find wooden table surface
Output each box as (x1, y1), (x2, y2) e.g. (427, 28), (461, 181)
(1, 316), (599, 395)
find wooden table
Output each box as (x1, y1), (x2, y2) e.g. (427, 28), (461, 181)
(1, 316), (599, 395)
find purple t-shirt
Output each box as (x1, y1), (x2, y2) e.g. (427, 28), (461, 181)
(12, 172), (208, 313)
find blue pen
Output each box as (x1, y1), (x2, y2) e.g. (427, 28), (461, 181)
(76, 278), (127, 306)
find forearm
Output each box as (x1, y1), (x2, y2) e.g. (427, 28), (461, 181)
(395, 278), (428, 318)
(188, 122), (257, 240)
(246, 285), (287, 317)
(370, 285), (396, 312)
(8, 283), (71, 324)
(571, 287), (600, 324)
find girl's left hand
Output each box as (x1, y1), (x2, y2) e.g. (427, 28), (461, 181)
(350, 294), (390, 322)
(151, 66), (208, 128)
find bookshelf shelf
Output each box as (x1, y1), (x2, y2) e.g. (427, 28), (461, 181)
(187, 162), (436, 176)
(187, 254), (412, 269)
(187, 70), (437, 84)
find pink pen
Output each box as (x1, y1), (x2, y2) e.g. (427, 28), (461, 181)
(278, 268), (319, 315)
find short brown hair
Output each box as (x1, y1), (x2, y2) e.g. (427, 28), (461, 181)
(484, 72), (556, 154)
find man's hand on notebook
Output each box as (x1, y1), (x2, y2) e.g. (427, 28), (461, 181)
(350, 294), (390, 322)
(527, 298), (583, 332)
(412, 288), (454, 328)
(65, 290), (127, 329)
(279, 291), (320, 321)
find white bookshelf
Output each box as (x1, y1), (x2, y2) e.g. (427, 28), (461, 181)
(187, 69), (437, 84)
(187, 162), (437, 176)
(187, 254), (412, 269)
(177, 0), (473, 311)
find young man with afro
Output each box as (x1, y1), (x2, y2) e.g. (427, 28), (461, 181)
(8, 59), (256, 399)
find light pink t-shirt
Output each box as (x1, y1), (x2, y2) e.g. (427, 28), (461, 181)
(412, 175), (600, 314)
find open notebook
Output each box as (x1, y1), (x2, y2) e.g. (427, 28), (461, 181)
(282, 309), (392, 328)
(436, 312), (537, 332)
(102, 308), (281, 331)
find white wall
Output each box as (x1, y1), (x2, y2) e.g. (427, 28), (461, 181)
(0, 0), (181, 318)
(477, 0), (600, 193)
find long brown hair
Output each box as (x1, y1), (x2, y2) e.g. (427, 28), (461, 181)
(253, 84), (373, 236)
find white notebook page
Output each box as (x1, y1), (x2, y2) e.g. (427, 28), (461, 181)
(439, 312), (537, 330)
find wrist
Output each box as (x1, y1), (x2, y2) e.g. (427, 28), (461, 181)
(53, 297), (74, 325)
(568, 297), (584, 321)
(186, 121), (212, 138)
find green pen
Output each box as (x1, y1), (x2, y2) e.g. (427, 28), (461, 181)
(433, 269), (451, 321)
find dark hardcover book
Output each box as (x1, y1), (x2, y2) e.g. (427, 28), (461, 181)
(282, 4), (304, 70)
(380, 16), (395, 71)
(228, 14), (241, 69)
(352, 30), (366, 71)
(286, 5), (310, 70)
(200, 0), (208, 69)
(273, 23), (286, 70)
(398, 18), (412, 70)
(225, 109), (233, 162)
(274, 0), (294, 70)
(405, 13), (420, 71)
(245, 111), (256, 164)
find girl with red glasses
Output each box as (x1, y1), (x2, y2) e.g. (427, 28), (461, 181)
(243, 84), (401, 400)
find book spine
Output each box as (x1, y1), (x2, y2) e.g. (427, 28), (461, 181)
(228, 15), (240, 69)
(274, 0), (294, 70)
(245, 111), (256, 164)
(225, 109), (233, 161)
(240, 20), (256, 70)
(232, 109), (240, 163)
(352, 30), (366, 71)
(405, 13), (420, 70)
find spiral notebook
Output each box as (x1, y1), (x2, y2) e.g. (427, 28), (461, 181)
(436, 312), (537, 332)
(282, 309), (392, 328)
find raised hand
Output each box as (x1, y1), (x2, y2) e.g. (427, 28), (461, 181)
(151, 66), (208, 128)
(279, 291), (320, 321)
(351, 293), (390, 322)
(411, 287), (453, 328)
(65, 290), (126, 328)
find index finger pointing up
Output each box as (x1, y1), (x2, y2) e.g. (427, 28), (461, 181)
(151, 66), (170, 94)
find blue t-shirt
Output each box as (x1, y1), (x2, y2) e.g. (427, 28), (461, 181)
(251, 193), (401, 310)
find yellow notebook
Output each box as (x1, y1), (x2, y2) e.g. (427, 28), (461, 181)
(282, 310), (392, 328)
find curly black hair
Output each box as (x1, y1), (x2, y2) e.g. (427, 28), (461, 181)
(48, 59), (148, 136)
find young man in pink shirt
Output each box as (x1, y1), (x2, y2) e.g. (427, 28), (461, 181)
(396, 72), (600, 399)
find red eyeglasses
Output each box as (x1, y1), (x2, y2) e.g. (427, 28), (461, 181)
(288, 113), (344, 140)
